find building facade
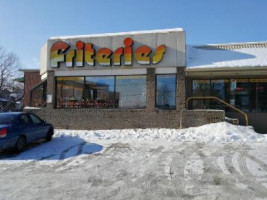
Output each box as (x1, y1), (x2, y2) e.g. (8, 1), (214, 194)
(25, 28), (267, 133)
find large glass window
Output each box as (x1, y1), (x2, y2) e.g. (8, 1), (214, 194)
(56, 75), (147, 109)
(230, 79), (250, 111)
(210, 80), (230, 101)
(249, 79), (267, 112)
(56, 77), (84, 108)
(192, 80), (211, 109)
(192, 78), (267, 112)
(116, 75), (146, 109)
(192, 80), (211, 97)
(30, 80), (47, 107)
(84, 76), (115, 108)
(156, 74), (176, 109)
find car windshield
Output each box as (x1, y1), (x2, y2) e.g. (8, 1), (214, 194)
(0, 115), (17, 124)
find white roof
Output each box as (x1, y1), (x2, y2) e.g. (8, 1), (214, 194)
(186, 42), (267, 69)
(49, 28), (184, 40)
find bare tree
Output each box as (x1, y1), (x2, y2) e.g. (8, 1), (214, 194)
(157, 83), (171, 107)
(0, 47), (20, 97)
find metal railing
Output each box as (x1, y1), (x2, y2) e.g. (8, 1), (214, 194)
(186, 96), (248, 126)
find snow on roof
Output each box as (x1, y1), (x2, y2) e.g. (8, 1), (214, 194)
(186, 42), (267, 69)
(49, 28), (184, 40)
(19, 68), (39, 72)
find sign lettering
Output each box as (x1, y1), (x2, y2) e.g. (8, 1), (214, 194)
(50, 38), (166, 68)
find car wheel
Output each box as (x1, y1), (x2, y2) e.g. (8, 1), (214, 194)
(46, 129), (53, 142)
(15, 136), (26, 153)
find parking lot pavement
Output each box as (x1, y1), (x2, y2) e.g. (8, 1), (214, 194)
(0, 139), (267, 200)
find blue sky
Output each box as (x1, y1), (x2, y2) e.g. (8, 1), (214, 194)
(0, 0), (266, 69)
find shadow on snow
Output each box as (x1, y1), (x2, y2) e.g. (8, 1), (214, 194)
(0, 135), (103, 161)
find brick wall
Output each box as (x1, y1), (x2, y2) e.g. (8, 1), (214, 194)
(24, 72), (41, 106)
(180, 110), (225, 128)
(24, 68), (225, 130)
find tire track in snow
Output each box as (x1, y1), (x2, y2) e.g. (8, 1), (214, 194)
(53, 142), (87, 171)
(170, 144), (205, 198)
(223, 150), (267, 200)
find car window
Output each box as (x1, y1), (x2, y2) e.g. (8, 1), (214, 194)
(19, 115), (30, 125)
(29, 114), (42, 124)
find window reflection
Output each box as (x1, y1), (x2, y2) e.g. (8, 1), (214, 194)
(192, 78), (267, 112)
(30, 81), (47, 107)
(56, 77), (84, 108)
(249, 79), (267, 112)
(84, 76), (116, 108)
(230, 79), (250, 111)
(56, 75), (147, 109)
(156, 75), (176, 109)
(116, 76), (146, 109)
(192, 80), (211, 109)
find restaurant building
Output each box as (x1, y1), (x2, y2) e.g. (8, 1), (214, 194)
(25, 28), (267, 133)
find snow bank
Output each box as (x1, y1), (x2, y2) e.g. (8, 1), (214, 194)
(55, 122), (267, 144)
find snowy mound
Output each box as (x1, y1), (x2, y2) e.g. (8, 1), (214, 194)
(55, 122), (267, 144)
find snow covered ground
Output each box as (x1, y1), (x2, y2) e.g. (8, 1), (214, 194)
(0, 122), (267, 200)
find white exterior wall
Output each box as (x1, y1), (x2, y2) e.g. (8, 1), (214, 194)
(40, 42), (48, 76)
(41, 28), (186, 76)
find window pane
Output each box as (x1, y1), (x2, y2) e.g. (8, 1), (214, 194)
(210, 80), (230, 110)
(210, 80), (230, 101)
(29, 114), (42, 124)
(192, 80), (211, 109)
(116, 75), (146, 109)
(156, 74), (176, 109)
(230, 79), (250, 112)
(56, 77), (84, 108)
(250, 79), (267, 112)
(30, 81), (47, 107)
(84, 76), (115, 108)
(192, 80), (211, 96)
(20, 115), (30, 124)
(192, 79), (230, 109)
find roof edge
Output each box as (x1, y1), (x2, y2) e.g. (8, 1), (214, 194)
(49, 28), (184, 40)
(189, 41), (267, 50)
(19, 68), (40, 72)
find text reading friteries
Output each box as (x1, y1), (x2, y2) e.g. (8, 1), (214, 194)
(50, 37), (166, 67)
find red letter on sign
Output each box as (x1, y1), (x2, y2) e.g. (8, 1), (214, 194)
(96, 48), (112, 66)
(135, 46), (152, 65)
(85, 43), (95, 66)
(124, 38), (133, 66)
(50, 41), (69, 68)
(76, 41), (84, 67)
(114, 47), (123, 66)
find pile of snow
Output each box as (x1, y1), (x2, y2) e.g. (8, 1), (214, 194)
(55, 122), (267, 144)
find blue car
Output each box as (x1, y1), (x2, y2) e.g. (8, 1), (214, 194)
(0, 112), (54, 152)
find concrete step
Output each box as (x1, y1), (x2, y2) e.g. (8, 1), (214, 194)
(225, 117), (239, 125)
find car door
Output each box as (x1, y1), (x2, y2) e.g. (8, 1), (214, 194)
(17, 114), (35, 143)
(28, 113), (48, 140)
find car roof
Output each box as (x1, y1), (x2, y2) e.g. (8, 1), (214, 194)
(0, 112), (24, 116)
